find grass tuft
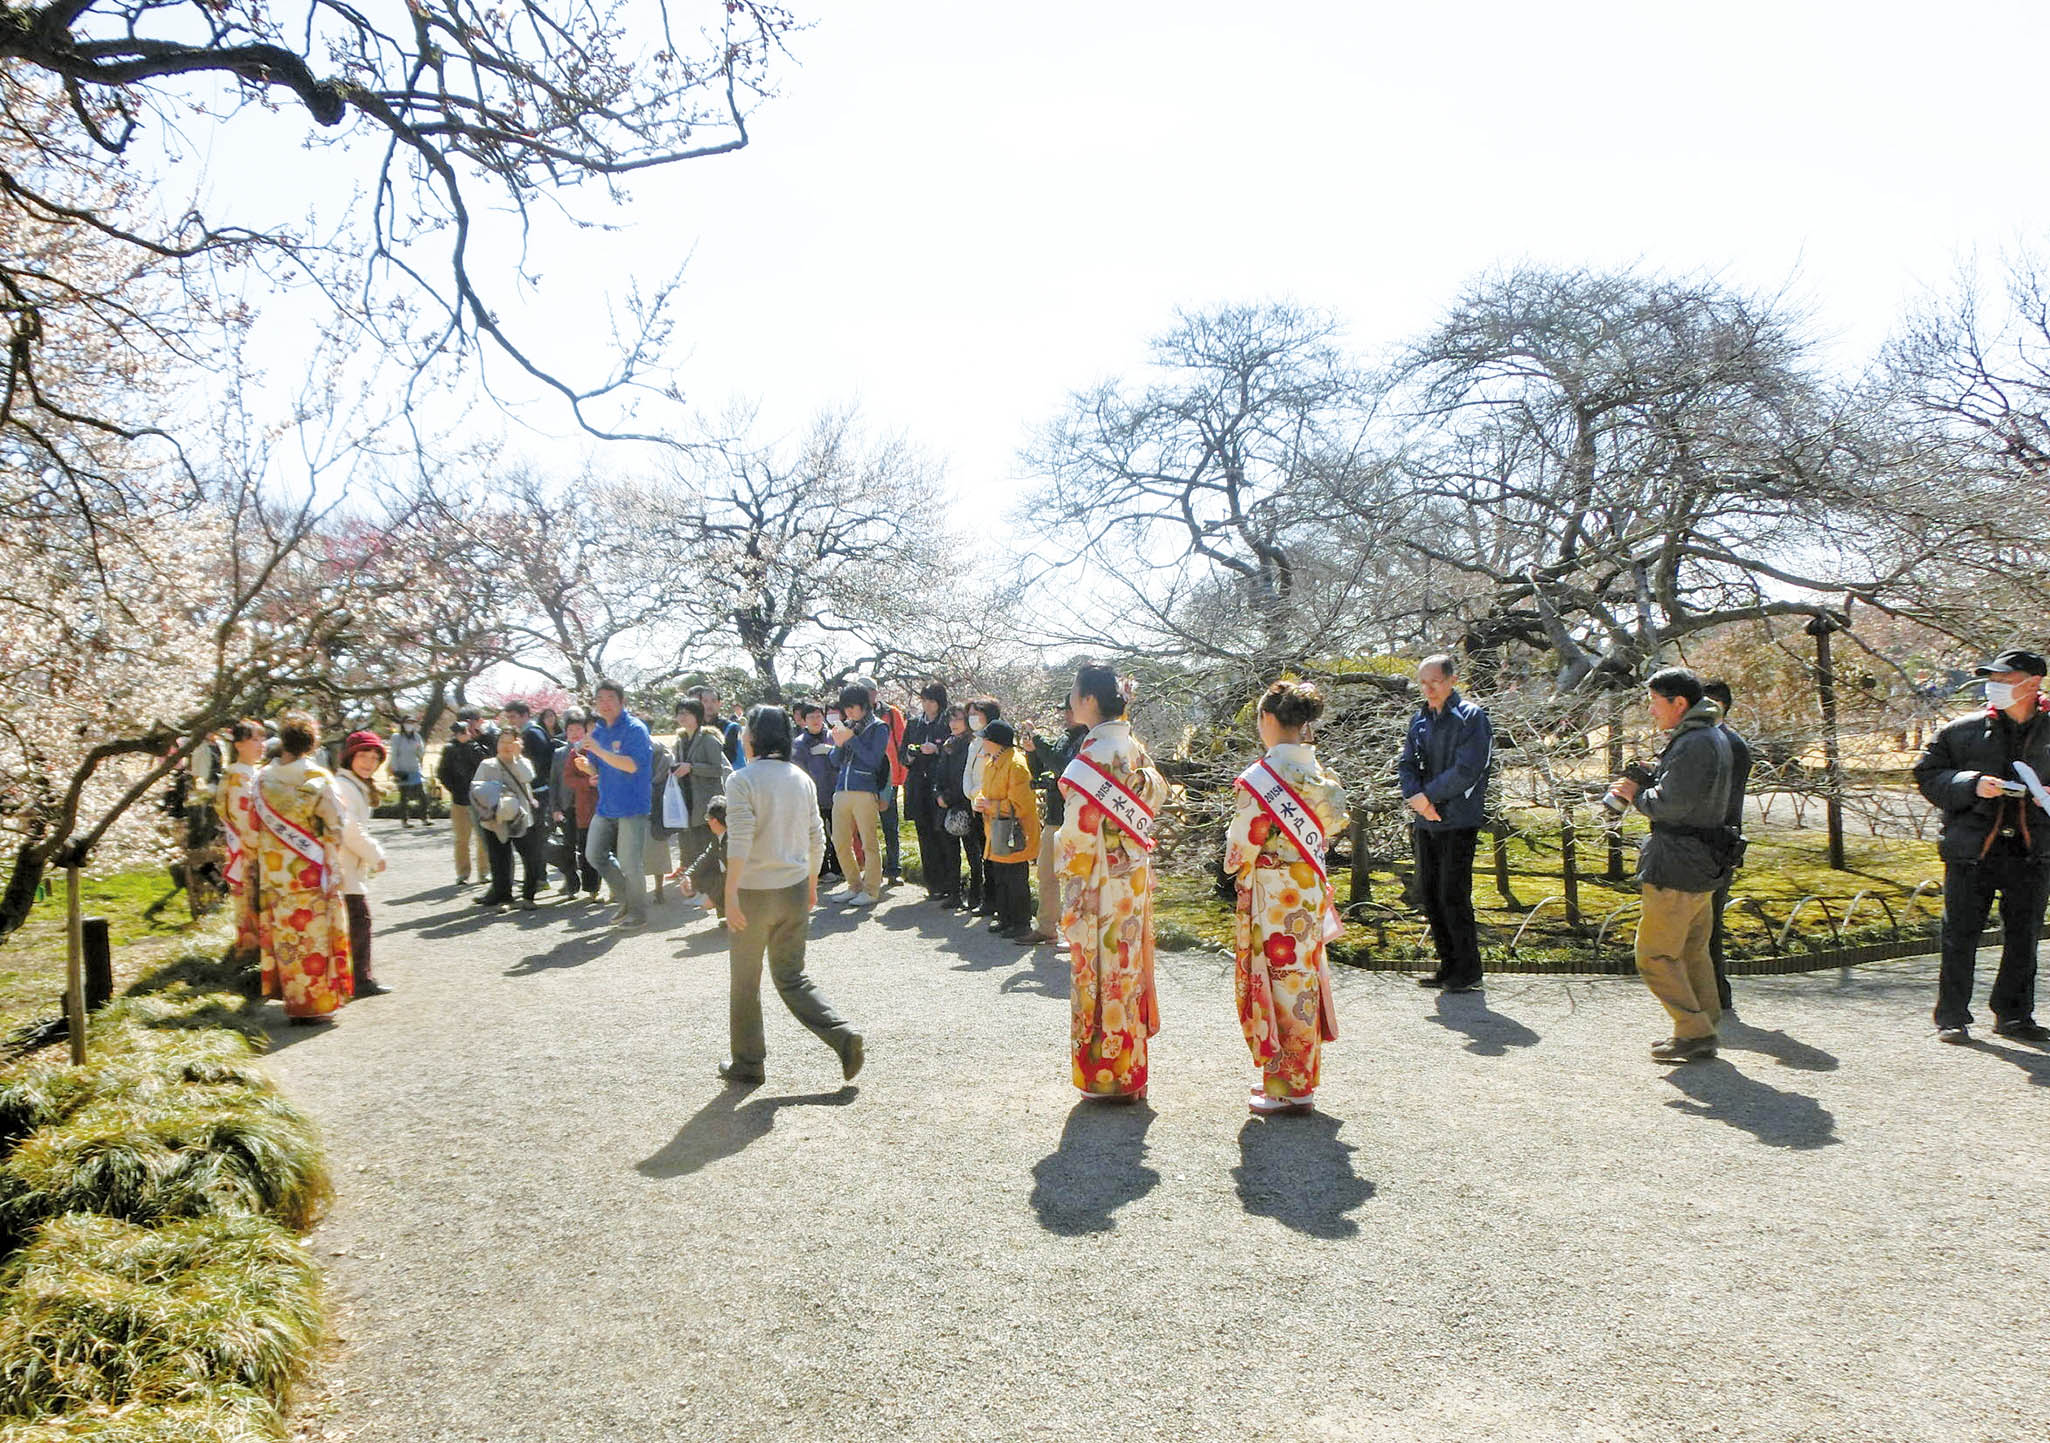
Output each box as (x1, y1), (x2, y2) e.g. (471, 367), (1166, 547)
(0, 1213), (315, 1424)
(0, 1388), (280, 1442)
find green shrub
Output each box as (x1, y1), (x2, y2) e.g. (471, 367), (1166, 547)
(0, 1214), (314, 1425)
(0, 1389), (278, 1442)
(0, 1085), (328, 1247)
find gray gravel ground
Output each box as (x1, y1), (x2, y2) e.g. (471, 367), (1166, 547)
(271, 825), (2050, 1443)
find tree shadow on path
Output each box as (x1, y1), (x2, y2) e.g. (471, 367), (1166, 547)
(1428, 992), (1540, 1056)
(1234, 1112), (1376, 1238)
(1029, 1100), (1158, 1235)
(635, 1086), (858, 1179)
(1662, 1060), (1839, 1149)
(1716, 1017), (1838, 1072)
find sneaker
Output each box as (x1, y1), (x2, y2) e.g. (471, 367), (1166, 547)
(515, 898), (538, 911)
(846, 892), (878, 908)
(1936, 1025), (1971, 1045)
(840, 1032), (865, 1082)
(1415, 974), (1448, 988)
(1650, 1035), (1717, 1063)
(1993, 1018), (2049, 1042)
(613, 909), (648, 930)
(716, 1060), (765, 1086)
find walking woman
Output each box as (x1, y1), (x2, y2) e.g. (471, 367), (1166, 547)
(718, 706), (866, 1086)
(253, 711), (354, 1025)
(214, 719), (267, 968)
(1057, 664), (1167, 1101)
(335, 731), (395, 997)
(1224, 682), (1349, 1114)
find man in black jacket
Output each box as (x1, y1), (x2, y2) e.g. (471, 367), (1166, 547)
(1610, 667), (1734, 1064)
(1913, 648), (2050, 1045)
(1702, 680), (1754, 1014)
(435, 708), (494, 885)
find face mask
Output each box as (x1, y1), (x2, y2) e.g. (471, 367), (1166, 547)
(970, 718), (986, 734)
(1986, 681), (2022, 709)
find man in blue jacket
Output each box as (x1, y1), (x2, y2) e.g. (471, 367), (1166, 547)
(1398, 653), (1494, 992)
(827, 685), (892, 908)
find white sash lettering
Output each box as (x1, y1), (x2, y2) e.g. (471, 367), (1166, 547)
(1060, 754), (1157, 852)
(255, 782), (327, 889)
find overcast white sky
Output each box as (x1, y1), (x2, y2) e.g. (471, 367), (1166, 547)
(204, 1), (2050, 509)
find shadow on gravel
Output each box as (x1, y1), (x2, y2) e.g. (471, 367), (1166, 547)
(1716, 1019), (1838, 1072)
(506, 927), (625, 976)
(1662, 1061), (1839, 1149)
(1029, 1101), (1159, 1235)
(636, 1087), (858, 1179)
(1428, 993), (1540, 1055)
(1967, 1038), (2050, 1086)
(1234, 1113), (1375, 1239)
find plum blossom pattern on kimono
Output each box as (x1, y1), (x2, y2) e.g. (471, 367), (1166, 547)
(1223, 742), (1349, 1100)
(253, 758), (354, 1020)
(1058, 719), (1168, 1098)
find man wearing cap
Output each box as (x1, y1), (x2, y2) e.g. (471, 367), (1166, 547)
(1913, 648), (2050, 1044)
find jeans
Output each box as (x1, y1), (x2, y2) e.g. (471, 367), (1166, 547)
(881, 787), (902, 880)
(728, 881), (857, 1074)
(393, 772), (427, 825)
(1935, 852), (2048, 1028)
(1414, 826), (1483, 986)
(587, 813), (649, 919)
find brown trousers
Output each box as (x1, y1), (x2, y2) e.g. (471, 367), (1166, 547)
(1635, 884), (1721, 1040)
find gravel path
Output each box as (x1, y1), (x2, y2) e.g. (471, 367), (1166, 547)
(270, 825), (2049, 1443)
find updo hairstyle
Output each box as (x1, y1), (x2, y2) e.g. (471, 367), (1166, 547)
(1259, 681), (1325, 730)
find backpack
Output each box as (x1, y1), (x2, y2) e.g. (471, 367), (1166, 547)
(884, 703), (908, 787)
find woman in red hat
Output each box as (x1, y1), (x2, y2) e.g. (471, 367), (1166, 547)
(337, 730), (394, 997)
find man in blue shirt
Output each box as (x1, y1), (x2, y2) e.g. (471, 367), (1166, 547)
(828, 685), (892, 907)
(1398, 653), (1494, 993)
(578, 679), (654, 928)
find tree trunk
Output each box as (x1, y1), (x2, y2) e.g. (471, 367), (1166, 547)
(1809, 616), (1847, 871)
(1606, 719), (1627, 882)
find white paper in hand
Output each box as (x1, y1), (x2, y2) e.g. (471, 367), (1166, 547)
(2013, 761), (2050, 815)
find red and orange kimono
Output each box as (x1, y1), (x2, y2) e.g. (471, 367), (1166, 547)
(1057, 720), (1167, 1099)
(1224, 743), (1349, 1102)
(214, 761), (262, 967)
(253, 757), (354, 1020)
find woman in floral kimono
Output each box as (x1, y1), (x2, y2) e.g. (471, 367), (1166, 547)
(1057, 663), (1167, 1102)
(213, 719), (267, 968)
(253, 712), (354, 1025)
(1224, 681), (1350, 1114)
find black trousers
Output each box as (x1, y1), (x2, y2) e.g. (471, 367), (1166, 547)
(1709, 883), (1734, 1011)
(396, 778), (428, 824)
(927, 820), (962, 898)
(964, 815), (988, 908)
(882, 787), (902, 879)
(986, 859), (1033, 932)
(484, 828), (546, 903)
(345, 893), (376, 987)
(817, 802), (843, 879)
(1414, 826), (1483, 986)
(1936, 852), (2048, 1028)
(559, 818), (599, 892)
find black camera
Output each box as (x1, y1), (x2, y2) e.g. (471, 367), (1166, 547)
(1599, 761), (1657, 816)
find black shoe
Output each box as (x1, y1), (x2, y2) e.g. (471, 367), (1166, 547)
(716, 1060), (765, 1086)
(477, 893), (511, 907)
(355, 980), (393, 997)
(1650, 1035), (1717, 1063)
(1993, 1018), (2050, 1043)
(1444, 981), (1483, 994)
(988, 920), (1016, 936)
(1936, 1025), (1971, 1045)
(1416, 974), (1448, 988)
(286, 1015), (333, 1028)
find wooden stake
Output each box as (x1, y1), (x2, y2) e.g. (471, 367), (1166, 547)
(64, 864), (86, 1066)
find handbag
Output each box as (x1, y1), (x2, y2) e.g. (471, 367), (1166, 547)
(988, 803), (1026, 856)
(944, 806), (973, 838)
(662, 774), (689, 830)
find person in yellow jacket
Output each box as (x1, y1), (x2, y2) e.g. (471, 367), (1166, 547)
(973, 719), (1043, 939)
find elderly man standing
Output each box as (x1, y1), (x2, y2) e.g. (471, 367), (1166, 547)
(1609, 667), (1735, 1065)
(1914, 648), (2050, 1045)
(1398, 653), (1494, 993)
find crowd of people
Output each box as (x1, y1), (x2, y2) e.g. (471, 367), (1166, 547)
(200, 644), (2050, 1105)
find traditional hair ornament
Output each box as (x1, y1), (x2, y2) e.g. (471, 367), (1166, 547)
(1118, 675), (1139, 704)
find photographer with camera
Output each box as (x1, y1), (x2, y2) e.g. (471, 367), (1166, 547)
(1913, 648), (2050, 1045)
(1609, 667), (1735, 1065)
